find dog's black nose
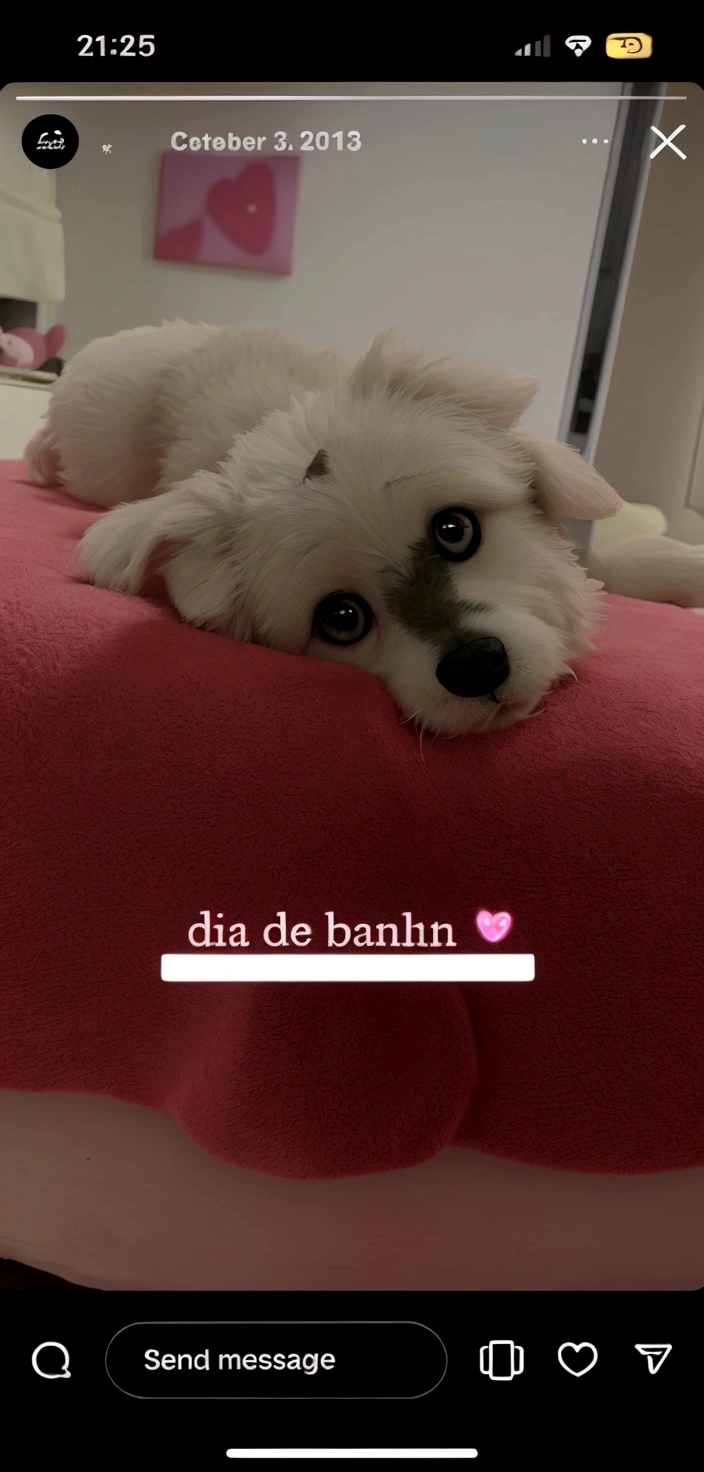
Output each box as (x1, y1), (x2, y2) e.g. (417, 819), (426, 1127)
(436, 637), (510, 698)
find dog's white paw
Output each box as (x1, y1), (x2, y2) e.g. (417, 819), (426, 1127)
(78, 500), (158, 594)
(25, 426), (62, 486)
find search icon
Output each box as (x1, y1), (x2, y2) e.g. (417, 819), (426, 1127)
(32, 1342), (71, 1379)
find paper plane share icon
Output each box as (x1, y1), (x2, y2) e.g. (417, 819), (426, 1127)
(635, 1344), (672, 1374)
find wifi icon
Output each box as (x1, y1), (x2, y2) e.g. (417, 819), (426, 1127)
(566, 34), (592, 56)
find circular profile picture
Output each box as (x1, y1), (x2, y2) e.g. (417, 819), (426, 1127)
(22, 114), (79, 169)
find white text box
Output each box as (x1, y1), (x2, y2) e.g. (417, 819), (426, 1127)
(162, 953), (534, 983)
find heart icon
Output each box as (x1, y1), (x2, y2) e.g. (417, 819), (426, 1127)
(475, 910), (513, 944)
(206, 164), (276, 256)
(558, 1343), (598, 1377)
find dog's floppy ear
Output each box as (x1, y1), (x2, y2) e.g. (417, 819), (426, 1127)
(78, 475), (252, 639)
(518, 430), (623, 521)
(350, 328), (538, 429)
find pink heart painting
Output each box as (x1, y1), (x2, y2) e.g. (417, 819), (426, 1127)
(154, 152), (300, 275)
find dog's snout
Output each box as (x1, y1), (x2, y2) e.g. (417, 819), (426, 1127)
(435, 637), (510, 698)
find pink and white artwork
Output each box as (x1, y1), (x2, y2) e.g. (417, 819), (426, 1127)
(153, 152), (301, 276)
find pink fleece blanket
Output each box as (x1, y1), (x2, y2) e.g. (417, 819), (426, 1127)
(2, 463), (703, 1177)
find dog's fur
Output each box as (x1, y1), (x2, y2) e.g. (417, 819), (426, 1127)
(25, 322), (704, 735)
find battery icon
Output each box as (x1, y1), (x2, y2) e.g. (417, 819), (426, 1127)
(606, 33), (653, 58)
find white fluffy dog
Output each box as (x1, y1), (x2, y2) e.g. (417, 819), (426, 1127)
(25, 322), (704, 735)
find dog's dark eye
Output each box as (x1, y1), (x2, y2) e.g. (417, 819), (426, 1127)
(431, 507), (481, 562)
(313, 593), (373, 645)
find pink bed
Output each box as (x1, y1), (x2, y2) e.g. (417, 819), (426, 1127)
(2, 460), (704, 1290)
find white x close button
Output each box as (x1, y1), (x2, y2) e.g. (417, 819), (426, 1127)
(650, 124), (687, 160)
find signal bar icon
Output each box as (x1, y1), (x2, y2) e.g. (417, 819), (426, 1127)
(635, 1344), (672, 1375)
(515, 36), (551, 57)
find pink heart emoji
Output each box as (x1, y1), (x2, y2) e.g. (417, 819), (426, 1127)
(476, 910), (513, 944)
(206, 164), (276, 257)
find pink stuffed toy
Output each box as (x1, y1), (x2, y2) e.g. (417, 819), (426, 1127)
(0, 324), (66, 371)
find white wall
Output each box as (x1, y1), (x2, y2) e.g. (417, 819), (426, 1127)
(594, 83), (704, 540)
(5, 82), (622, 436)
(0, 91), (62, 304)
(0, 95), (55, 211)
